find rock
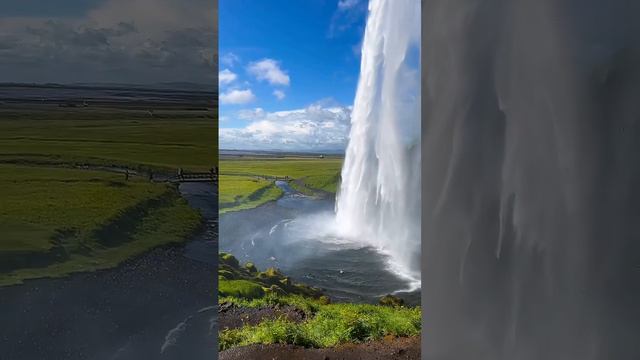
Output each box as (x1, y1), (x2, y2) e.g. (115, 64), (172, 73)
(264, 285), (287, 296)
(379, 294), (405, 307)
(318, 295), (331, 305)
(219, 253), (239, 268)
(244, 262), (258, 273)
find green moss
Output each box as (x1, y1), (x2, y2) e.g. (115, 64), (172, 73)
(264, 284), (288, 296)
(219, 270), (235, 280)
(244, 262), (257, 273)
(218, 253), (323, 299)
(217, 254), (421, 352)
(219, 279), (266, 299)
(219, 252), (240, 268)
(379, 294), (405, 307)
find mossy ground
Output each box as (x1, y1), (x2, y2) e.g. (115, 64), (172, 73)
(218, 253), (421, 351)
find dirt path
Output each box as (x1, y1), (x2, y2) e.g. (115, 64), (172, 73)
(219, 336), (420, 360)
(218, 303), (307, 330)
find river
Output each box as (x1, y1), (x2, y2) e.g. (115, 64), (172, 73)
(220, 181), (419, 305)
(0, 182), (217, 360)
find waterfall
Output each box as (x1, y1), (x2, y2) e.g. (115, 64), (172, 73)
(335, 0), (421, 284)
(422, 0), (640, 359)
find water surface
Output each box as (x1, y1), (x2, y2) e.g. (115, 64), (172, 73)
(220, 181), (419, 304)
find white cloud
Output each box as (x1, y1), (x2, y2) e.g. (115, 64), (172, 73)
(220, 89), (256, 104)
(247, 58), (290, 86)
(329, 0), (365, 38)
(273, 89), (286, 100)
(218, 69), (237, 85)
(220, 104), (352, 151)
(237, 107), (266, 120)
(338, 0), (360, 10)
(220, 52), (240, 67)
(0, 0), (216, 83)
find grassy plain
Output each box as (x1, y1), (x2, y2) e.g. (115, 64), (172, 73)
(0, 107), (217, 172)
(219, 157), (342, 213)
(0, 105), (216, 285)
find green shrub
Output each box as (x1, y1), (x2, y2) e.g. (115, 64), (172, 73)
(219, 279), (265, 299)
(219, 252), (240, 268)
(244, 262), (257, 273)
(379, 294), (405, 307)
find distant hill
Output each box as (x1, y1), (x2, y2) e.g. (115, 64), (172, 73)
(0, 82), (216, 94)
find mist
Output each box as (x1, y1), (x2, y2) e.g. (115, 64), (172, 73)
(422, 0), (640, 359)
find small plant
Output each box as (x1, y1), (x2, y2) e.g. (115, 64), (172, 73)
(219, 279), (265, 299)
(218, 302), (421, 351)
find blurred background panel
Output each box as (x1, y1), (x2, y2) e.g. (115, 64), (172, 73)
(0, 1), (218, 359)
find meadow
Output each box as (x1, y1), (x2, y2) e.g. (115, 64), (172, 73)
(0, 107), (217, 172)
(219, 157), (342, 213)
(0, 105), (216, 285)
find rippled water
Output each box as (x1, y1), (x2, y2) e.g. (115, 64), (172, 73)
(0, 182), (217, 360)
(220, 181), (419, 304)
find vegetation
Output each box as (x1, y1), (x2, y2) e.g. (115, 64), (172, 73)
(0, 108), (215, 285)
(219, 303), (421, 350)
(0, 164), (202, 286)
(218, 253), (421, 351)
(218, 175), (283, 214)
(219, 252), (323, 299)
(219, 157), (342, 213)
(0, 109), (216, 172)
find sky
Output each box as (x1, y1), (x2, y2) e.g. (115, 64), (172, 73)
(219, 0), (368, 152)
(0, 0), (216, 84)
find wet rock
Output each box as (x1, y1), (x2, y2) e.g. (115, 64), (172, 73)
(379, 294), (405, 307)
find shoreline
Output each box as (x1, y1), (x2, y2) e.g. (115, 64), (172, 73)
(0, 162), (212, 287)
(0, 181), (218, 359)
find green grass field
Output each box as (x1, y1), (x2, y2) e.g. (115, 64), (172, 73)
(0, 108), (217, 172)
(219, 157), (342, 213)
(0, 107), (216, 285)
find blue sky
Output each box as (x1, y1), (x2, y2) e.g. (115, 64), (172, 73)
(219, 0), (368, 151)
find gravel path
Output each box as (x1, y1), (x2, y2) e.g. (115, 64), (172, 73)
(219, 336), (421, 360)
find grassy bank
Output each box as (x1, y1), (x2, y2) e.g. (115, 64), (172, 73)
(218, 252), (421, 351)
(0, 107), (215, 285)
(219, 157), (342, 213)
(0, 164), (202, 286)
(219, 175), (283, 214)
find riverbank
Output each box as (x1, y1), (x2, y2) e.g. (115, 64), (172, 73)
(0, 163), (202, 286)
(219, 336), (421, 360)
(218, 252), (421, 359)
(0, 182), (218, 360)
(0, 101), (216, 285)
(220, 180), (420, 304)
(219, 156), (342, 213)
(0, 88), (218, 359)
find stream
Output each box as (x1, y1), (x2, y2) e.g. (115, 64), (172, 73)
(0, 182), (217, 360)
(220, 181), (420, 304)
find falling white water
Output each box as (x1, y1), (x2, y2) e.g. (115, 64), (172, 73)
(335, 0), (421, 285)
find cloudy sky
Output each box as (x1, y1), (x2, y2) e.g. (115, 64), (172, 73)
(219, 0), (367, 152)
(0, 0), (216, 84)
